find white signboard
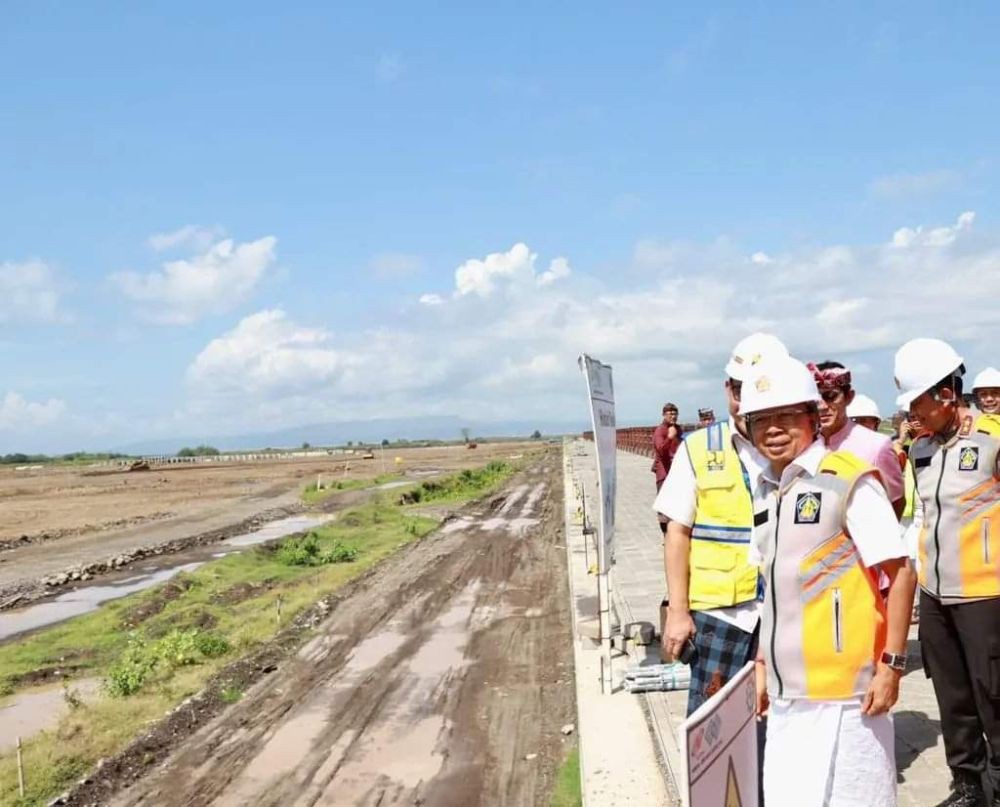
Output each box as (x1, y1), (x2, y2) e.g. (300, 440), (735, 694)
(579, 354), (616, 573)
(679, 661), (758, 807)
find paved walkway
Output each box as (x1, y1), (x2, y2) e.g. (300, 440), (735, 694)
(567, 440), (951, 806)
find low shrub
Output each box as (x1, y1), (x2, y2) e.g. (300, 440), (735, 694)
(104, 629), (233, 697)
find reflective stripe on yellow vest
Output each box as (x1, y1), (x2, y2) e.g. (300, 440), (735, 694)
(903, 460), (916, 520)
(911, 425), (1000, 599)
(754, 450), (887, 701)
(686, 421), (759, 611)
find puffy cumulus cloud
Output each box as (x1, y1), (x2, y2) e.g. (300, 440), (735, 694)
(183, 212), (1000, 431)
(187, 309), (345, 397)
(112, 235), (277, 324)
(418, 293), (444, 306)
(148, 225), (225, 253)
(891, 211), (974, 248)
(0, 259), (66, 323)
(449, 243), (571, 299)
(0, 392), (67, 430)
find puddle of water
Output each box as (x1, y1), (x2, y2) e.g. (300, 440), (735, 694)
(0, 515), (332, 643)
(376, 480), (410, 490)
(0, 563), (204, 642)
(225, 515), (330, 547)
(0, 678), (101, 752)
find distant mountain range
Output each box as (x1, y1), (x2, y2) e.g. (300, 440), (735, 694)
(116, 415), (587, 456)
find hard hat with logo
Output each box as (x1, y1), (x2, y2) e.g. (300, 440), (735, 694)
(972, 367), (1000, 391)
(846, 393), (881, 421)
(893, 338), (964, 408)
(725, 332), (790, 381)
(738, 355), (821, 416)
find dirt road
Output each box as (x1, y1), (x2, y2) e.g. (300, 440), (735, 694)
(100, 453), (574, 806)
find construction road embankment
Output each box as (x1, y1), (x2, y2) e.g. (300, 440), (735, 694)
(62, 453), (575, 807)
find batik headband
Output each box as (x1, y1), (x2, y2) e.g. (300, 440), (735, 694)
(807, 363), (852, 391)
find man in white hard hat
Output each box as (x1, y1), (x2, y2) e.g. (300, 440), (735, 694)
(895, 338), (1000, 807)
(809, 360), (905, 517)
(654, 332), (787, 715)
(746, 355), (916, 807)
(848, 393), (882, 432)
(972, 367), (1000, 418)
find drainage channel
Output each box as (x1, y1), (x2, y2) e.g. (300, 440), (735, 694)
(0, 514), (332, 643)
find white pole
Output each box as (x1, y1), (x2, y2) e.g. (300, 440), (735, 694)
(17, 736), (25, 797)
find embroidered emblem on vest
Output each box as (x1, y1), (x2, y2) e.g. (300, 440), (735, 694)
(959, 446), (979, 471)
(706, 450), (726, 471)
(794, 492), (822, 524)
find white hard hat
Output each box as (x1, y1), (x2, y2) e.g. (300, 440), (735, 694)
(972, 367), (1000, 391)
(847, 393), (880, 421)
(739, 355), (821, 416)
(725, 332), (790, 381)
(893, 338), (964, 408)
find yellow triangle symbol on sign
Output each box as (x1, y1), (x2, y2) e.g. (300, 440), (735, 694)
(725, 755), (743, 807)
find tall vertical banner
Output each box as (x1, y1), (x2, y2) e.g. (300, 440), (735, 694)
(579, 355), (616, 574)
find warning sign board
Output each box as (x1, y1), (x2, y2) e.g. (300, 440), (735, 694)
(678, 661), (758, 807)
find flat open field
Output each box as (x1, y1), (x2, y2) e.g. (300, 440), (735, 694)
(0, 443), (539, 600)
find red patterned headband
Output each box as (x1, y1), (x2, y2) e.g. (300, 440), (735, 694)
(807, 362), (852, 391)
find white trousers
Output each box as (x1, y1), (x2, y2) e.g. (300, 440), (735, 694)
(763, 699), (896, 807)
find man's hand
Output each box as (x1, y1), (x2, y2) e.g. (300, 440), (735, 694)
(755, 661), (769, 718)
(861, 664), (901, 715)
(664, 606), (695, 660)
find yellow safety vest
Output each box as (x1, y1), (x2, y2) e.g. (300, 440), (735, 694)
(754, 451), (887, 701)
(686, 421), (759, 611)
(976, 413), (1000, 438)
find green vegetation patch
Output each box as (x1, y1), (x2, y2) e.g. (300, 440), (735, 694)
(400, 461), (512, 505)
(549, 746), (582, 807)
(301, 472), (402, 504)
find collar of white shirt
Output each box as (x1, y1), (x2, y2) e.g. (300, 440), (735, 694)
(761, 438), (827, 489)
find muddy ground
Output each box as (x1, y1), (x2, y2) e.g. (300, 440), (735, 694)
(0, 443), (536, 609)
(64, 451), (574, 807)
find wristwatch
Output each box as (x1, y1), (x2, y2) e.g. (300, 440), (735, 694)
(881, 651), (907, 672)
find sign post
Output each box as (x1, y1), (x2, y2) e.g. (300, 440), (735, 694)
(579, 354), (617, 693)
(678, 661), (759, 807)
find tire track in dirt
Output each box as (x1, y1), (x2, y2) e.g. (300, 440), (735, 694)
(106, 453), (573, 807)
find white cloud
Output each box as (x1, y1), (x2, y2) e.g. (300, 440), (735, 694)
(891, 211), (974, 248)
(112, 235), (277, 324)
(750, 251), (772, 266)
(148, 225), (225, 252)
(0, 392), (67, 430)
(0, 259), (65, 323)
(447, 243), (572, 298)
(371, 252), (424, 279)
(187, 309), (344, 397)
(537, 257), (571, 286)
(376, 52), (405, 83)
(181, 211), (1000, 432)
(869, 169), (960, 199)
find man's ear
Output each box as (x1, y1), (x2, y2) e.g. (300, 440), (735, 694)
(845, 389), (856, 406)
(938, 386), (956, 403)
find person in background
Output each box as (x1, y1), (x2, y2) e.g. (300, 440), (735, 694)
(972, 367), (1000, 423)
(698, 407), (716, 427)
(847, 393), (883, 432)
(896, 339), (1000, 807)
(810, 360), (905, 518)
(655, 332), (789, 714)
(652, 402), (682, 535)
(746, 355), (915, 807)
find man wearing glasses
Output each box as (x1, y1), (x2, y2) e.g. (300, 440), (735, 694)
(655, 332), (788, 714)
(810, 360), (905, 518)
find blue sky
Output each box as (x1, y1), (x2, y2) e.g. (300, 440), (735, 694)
(3, 2), (1000, 452)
